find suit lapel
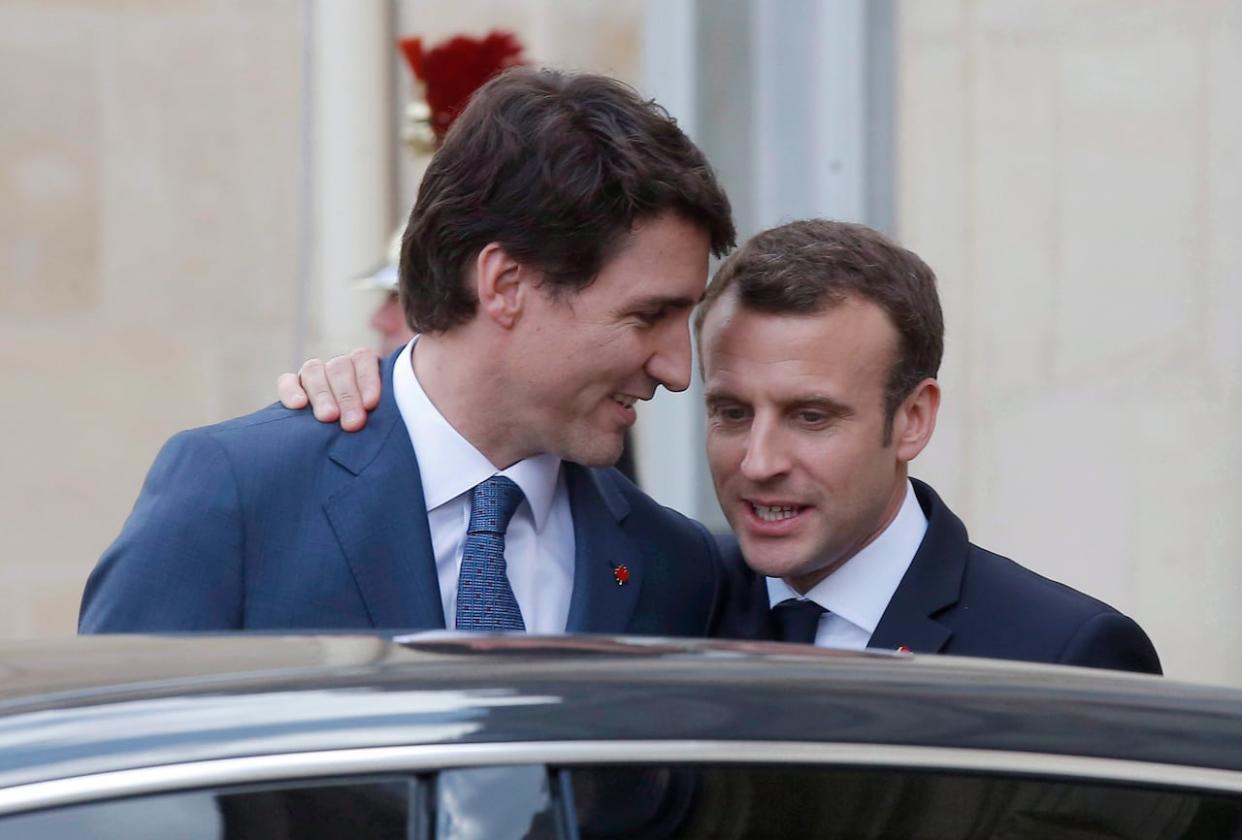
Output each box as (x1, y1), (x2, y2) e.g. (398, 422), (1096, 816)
(563, 465), (642, 634)
(868, 480), (967, 654)
(323, 351), (444, 631)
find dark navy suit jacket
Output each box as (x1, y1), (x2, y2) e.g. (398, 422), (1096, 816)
(80, 352), (722, 637)
(714, 479), (1162, 674)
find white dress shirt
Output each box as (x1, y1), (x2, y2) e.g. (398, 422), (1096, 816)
(392, 339), (576, 633)
(767, 480), (928, 650)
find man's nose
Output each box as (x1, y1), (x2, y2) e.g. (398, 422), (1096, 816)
(739, 417), (791, 482)
(645, 318), (693, 393)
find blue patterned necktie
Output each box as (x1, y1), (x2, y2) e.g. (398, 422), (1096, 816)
(455, 475), (527, 632)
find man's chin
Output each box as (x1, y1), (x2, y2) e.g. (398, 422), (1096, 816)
(560, 434), (625, 468)
(737, 537), (841, 591)
(734, 536), (809, 580)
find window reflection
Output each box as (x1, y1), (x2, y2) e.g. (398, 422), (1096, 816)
(4, 764), (1241, 840)
(436, 766), (560, 840)
(0, 779), (409, 840)
(566, 765), (1242, 840)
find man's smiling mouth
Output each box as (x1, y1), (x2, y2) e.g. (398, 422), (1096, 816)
(749, 503), (804, 522)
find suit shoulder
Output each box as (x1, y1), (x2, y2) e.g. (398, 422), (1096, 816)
(194, 402), (331, 439)
(954, 545), (1160, 673)
(961, 545), (1121, 620)
(960, 547), (1160, 656)
(175, 403), (345, 457)
(156, 404), (359, 500)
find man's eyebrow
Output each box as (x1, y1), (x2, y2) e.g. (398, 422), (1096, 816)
(788, 395), (854, 417)
(703, 388), (854, 415)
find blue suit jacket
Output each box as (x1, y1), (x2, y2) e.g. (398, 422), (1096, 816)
(80, 353), (722, 636)
(713, 479), (1162, 674)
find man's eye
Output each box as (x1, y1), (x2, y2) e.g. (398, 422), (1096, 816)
(796, 411), (833, 426)
(635, 309), (665, 326)
(710, 405), (749, 423)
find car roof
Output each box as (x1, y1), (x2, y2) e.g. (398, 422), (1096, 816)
(1, 634), (1240, 793)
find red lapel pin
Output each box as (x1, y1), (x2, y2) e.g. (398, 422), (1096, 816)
(613, 565), (630, 586)
(896, 645), (911, 653)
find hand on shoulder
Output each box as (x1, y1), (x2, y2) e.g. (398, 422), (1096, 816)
(277, 348), (382, 431)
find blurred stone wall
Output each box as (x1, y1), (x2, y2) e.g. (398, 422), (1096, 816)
(0, 1), (309, 635)
(902, 0), (1242, 684)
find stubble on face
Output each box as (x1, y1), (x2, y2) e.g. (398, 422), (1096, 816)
(513, 213), (711, 468)
(701, 293), (909, 591)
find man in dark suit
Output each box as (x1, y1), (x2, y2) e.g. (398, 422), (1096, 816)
(699, 220), (1160, 673)
(79, 68), (737, 636)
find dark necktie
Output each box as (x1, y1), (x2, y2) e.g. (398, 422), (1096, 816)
(772, 598), (826, 645)
(456, 476), (526, 632)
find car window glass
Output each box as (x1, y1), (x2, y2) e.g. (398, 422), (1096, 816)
(436, 765), (563, 840)
(562, 765), (1242, 839)
(0, 777), (411, 840)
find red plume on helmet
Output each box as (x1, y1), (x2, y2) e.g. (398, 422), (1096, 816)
(399, 31), (527, 146)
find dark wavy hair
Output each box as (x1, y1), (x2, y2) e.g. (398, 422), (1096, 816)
(696, 219), (944, 442)
(399, 67), (736, 333)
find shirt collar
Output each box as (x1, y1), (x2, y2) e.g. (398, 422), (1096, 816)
(392, 338), (562, 530)
(767, 479), (929, 635)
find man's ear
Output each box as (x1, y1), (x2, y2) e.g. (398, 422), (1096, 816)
(474, 242), (527, 329)
(892, 378), (940, 462)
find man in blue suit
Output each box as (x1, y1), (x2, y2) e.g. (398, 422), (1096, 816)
(289, 220), (1161, 674)
(79, 68), (737, 636)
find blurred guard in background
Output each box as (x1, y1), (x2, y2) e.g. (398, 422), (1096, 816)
(357, 32), (526, 357)
(356, 229), (414, 356)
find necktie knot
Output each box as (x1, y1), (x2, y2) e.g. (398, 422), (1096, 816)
(773, 598), (827, 645)
(467, 475), (525, 536)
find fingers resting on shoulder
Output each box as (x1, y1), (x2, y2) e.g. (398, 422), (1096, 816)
(275, 347), (382, 431)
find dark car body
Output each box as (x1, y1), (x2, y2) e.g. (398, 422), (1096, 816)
(1, 635), (1241, 838)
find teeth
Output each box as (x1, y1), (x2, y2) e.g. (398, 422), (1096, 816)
(612, 395), (636, 409)
(751, 504), (800, 522)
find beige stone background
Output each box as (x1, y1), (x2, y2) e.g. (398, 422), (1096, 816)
(0, 1), (308, 637)
(903, 0), (1242, 686)
(2, 1), (1240, 687)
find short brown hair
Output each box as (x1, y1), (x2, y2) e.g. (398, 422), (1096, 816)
(696, 219), (944, 441)
(400, 68), (736, 333)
